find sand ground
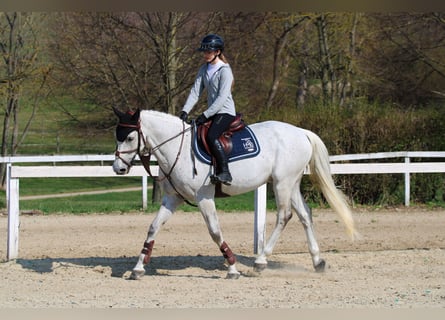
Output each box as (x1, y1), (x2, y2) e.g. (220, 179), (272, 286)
(0, 207), (444, 308)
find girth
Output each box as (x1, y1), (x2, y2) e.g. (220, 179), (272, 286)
(197, 113), (245, 155)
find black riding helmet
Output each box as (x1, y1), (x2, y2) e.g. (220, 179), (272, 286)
(197, 34), (224, 52)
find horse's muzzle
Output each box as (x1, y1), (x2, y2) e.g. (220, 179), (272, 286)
(113, 160), (130, 175)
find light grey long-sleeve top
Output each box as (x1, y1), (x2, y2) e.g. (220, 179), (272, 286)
(182, 62), (236, 118)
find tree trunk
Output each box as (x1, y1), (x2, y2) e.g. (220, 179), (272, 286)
(265, 15), (309, 111)
(315, 13), (336, 105)
(0, 12), (44, 187)
(296, 67), (307, 108)
(265, 34), (287, 111)
(0, 13), (19, 186)
(139, 12), (185, 114)
(340, 13), (360, 106)
(165, 13), (179, 115)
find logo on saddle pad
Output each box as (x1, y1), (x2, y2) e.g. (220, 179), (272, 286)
(193, 116), (260, 165)
(241, 137), (255, 152)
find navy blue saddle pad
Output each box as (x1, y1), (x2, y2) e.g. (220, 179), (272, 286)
(192, 126), (261, 165)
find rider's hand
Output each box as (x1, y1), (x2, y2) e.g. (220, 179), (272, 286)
(195, 113), (208, 126)
(179, 111), (188, 122)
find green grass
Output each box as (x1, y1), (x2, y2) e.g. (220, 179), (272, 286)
(0, 176), (146, 212)
(17, 177), (143, 196)
(13, 188), (278, 215)
(0, 172), (278, 214)
(19, 191), (146, 214)
(9, 95), (115, 155)
(214, 191), (277, 212)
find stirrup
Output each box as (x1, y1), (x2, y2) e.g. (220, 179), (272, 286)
(211, 172), (232, 186)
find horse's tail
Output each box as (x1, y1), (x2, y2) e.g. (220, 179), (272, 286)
(304, 129), (359, 240)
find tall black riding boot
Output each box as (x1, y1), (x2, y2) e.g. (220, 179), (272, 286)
(210, 139), (232, 185)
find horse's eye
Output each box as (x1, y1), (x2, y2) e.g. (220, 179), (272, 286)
(127, 136), (134, 142)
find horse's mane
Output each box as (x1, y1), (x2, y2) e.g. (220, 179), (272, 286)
(142, 109), (181, 125)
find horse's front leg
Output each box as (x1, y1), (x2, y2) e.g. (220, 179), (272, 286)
(130, 194), (182, 280)
(199, 197), (240, 279)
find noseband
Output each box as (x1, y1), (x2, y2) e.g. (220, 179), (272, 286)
(114, 122), (146, 168)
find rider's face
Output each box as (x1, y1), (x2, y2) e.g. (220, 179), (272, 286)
(202, 50), (220, 64)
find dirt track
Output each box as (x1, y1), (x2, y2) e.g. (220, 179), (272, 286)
(0, 207), (444, 308)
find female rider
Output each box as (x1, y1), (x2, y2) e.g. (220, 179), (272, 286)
(179, 34), (236, 185)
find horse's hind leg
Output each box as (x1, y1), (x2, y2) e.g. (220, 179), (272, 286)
(130, 194), (183, 280)
(291, 186), (325, 272)
(254, 182), (293, 272)
(198, 197), (240, 279)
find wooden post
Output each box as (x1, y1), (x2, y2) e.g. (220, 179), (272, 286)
(405, 157), (410, 207)
(142, 176), (147, 210)
(254, 183), (267, 254)
(6, 164), (20, 261)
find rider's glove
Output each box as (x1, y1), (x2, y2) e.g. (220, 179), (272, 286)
(179, 111), (188, 122)
(195, 113), (208, 126)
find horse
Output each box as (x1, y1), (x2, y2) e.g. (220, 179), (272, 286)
(112, 108), (358, 280)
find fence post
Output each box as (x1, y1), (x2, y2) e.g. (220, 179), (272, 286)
(142, 176), (147, 210)
(405, 156), (410, 206)
(6, 164), (20, 260)
(254, 183), (267, 254)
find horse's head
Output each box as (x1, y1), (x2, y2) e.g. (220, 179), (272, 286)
(112, 107), (141, 175)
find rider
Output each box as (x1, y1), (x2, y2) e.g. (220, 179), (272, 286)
(179, 34), (236, 185)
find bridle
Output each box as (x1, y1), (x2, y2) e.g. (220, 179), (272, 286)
(114, 122), (146, 168)
(115, 119), (197, 206)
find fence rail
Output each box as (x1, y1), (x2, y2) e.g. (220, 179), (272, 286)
(2, 151), (445, 261)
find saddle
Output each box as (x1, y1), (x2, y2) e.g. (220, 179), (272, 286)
(197, 113), (245, 155)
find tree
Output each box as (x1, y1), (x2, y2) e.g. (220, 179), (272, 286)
(359, 13), (445, 105)
(135, 12), (208, 114)
(264, 13), (310, 111)
(312, 13), (363, 106)
(0, 12), (50, 186)
(50, 12), (218, 114)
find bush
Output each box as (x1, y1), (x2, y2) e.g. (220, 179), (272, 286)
(260, 101), (445, 206)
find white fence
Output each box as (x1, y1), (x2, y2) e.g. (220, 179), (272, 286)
(3, 155), (158, 261)
(2, 151), (445, 261)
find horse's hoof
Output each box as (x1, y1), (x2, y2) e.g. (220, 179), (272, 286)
(226, 272), (240, 279)
(129, 269), (145, 280)
(314, 259), (326, 273)
(253, 262), (267, 272)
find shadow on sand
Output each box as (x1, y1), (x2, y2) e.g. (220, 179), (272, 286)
(14, 253), (308, 279)
(14, 254), (264, 278)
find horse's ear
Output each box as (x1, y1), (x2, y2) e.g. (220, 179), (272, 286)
(113, 106), (125, 119)
(132, 108), (141, 120)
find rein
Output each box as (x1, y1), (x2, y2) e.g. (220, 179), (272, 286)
(139, 121), (187, 182)
(116, 120), (197, 207)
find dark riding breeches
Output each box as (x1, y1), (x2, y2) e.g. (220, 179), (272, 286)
(206, 113), (236, 147)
